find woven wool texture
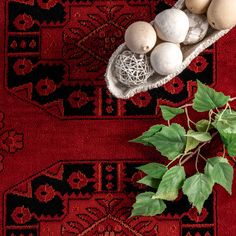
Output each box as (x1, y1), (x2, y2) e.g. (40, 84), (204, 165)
(0, 0), (236, 236)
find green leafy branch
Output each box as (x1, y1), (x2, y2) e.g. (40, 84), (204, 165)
(130, 80), (236, 217)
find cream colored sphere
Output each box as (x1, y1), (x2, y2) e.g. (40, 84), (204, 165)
(125, 21), (157, 54)
(154, 9), (189, 44)
(185, 0), (212, 15)
(207, 0), (236, 30)
(183, 10), (209, 45)
(150, 43), (183, 76)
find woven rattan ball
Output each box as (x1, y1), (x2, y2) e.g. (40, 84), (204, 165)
(114, 50), (154, 87)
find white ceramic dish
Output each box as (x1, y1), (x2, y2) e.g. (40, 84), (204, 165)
(105, 0), (230, 99)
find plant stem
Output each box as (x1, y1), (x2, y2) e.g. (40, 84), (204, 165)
(199, 153), (207, 161)
(195, 149), (200, 172)
(185, 107), (195, 129)
(206, 110), (213, 132)
(229, 97), (236, 102)
(181, 132), (218, 166)
(166, 154), (182, 168)
(167, 120), (171, 127)
(180, 103), (193, 109)
(179, 152), (193, 165)
(223, 144), (226, 158)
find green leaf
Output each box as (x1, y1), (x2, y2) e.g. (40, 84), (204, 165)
(130, 125), (164, 146)
(145, 123), (186, 160)
(196, 119), (212, 132)
(183, 173), (213, 214)
(155, 166), (186, 201)
(160, 105), (184, 121)
(205, 157), (228, 177)
(193, 80), (230, 112)
(136, 163), (167, 179)
(217, 130), (236, 157)
(205, 157), (233, 194)
(131, 192), (166, 216)
(186, 130), (212, 142)
(137, 176), (160, 188)
(185, 131), (200, 154)
(213, 110), (236, 134)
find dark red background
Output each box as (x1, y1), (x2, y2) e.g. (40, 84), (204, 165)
(1, 0), (236, 235)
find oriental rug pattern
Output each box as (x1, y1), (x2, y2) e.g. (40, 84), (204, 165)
(4, 161), (215, 236)
(6, 0), (214, 119)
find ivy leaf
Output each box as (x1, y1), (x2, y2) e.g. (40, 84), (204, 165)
(130, 125), (164, 146)
(131, 192), (166, 217)
(193, 80), (230, 112)
(186, 130), (212, 142)
(137, 176), (160, 188)
(183, 173), (213, 214)
(196, 119), (212, 132)
(155, 166), (186, 201)
(136, 163), (167, 179)
(160, 105), (184, 121)
(204, 157), (228, 177)
(205, 157), (233, 194)
(213, 110), (236, 134)
(145, 124), (186, 160)
(185, 131), (200, 154)
(216, 130), (236, 157)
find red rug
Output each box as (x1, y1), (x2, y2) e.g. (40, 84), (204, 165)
(1, 0), (236, 235)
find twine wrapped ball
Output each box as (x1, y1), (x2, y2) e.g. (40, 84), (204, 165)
(114, 50), (154, 87)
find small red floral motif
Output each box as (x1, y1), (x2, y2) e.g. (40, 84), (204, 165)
(106, 182), (114, 190)
(38, 0), (59, 9)
(188, 56), (208, 73)
(106, 106), (113, 114)
(131, 92), (152, 108)
(29, 40), (37, 49)
(35, 184), (56, 203)
(10, 40), (18, 49)
(68, 90), (89, 109)
(106, 174), (114, 181)
(67, 171), (88, 190)
(11, 206), (32, 224)
(188, 207), (208, 223)
(13, 14), (34, 31)
(0, 131), (23, 153)
(0, 112), (4, 129)
(98, 224), (123, 234)
(35, 78), (56, 96)
(105, 165), (114, 172)
(13, 58), (33, 76)
(20, 40), (27, 49)
(163, 77), (185, 95)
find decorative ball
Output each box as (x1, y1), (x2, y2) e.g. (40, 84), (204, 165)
(125, 21), (157, 54)
(115, 50), (154, 87)
(185, 0), (212, 15)
(154, 9), (189, 44)
(183, 10), (209, 45)
(207, 0), (236, 30)
(150, 42), (183, 76)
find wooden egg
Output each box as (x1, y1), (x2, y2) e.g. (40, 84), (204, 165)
(150, 42), (183, 76)
(154, 9), (189, 44)
(125, 21), (157, 54)
(185, 0), (212, 15)
(183, 10), (209, 45)
(207, 0), (236, 30)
